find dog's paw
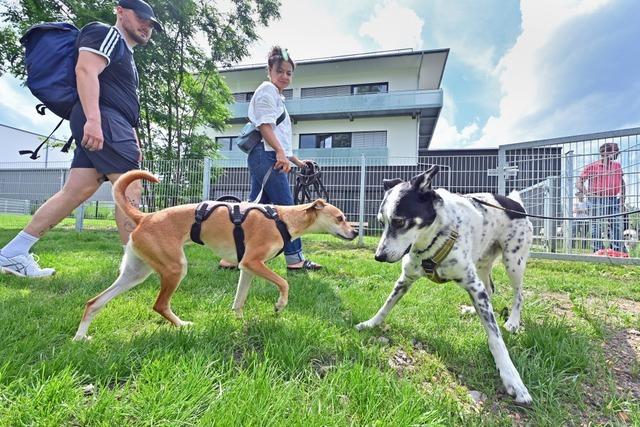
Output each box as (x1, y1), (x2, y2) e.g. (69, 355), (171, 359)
(510, 385), (533, 406)
(355, 320), (377, 331)
(72, 334), (92, 342)
(503, 379), (532, 405)
(504, 319), (521, 333)
(233, 309), (244, 319)
(460, 305), (476, 316)
(177, 320), (194, 328)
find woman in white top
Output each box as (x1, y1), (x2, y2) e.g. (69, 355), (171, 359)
(221, 46), (321, 271)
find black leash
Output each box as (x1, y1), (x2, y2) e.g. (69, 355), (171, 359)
(471, 197), (640, 221)
(294, 161), (329, 204)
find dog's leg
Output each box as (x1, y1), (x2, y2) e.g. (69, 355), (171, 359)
(153, 257), (191, 327)
(501, 251), (528, 333)
(461, 272), (532, 404)
(242, 260), (288, 313)
(232, 269), (255, 318)
(73, 249), (152, 341)
(355, 270), (418, 330)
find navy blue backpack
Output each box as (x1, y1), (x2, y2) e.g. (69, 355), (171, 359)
(19, 22), (79, 159)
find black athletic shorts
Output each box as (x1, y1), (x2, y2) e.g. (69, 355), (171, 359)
(69, 103), (140, 177)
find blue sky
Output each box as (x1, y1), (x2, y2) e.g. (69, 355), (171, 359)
(1, 0), (638, 150)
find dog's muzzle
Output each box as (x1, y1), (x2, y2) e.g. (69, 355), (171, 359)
(375, 245), (410, 263)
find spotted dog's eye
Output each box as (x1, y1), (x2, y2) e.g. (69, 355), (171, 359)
(391, 218), (405, 228)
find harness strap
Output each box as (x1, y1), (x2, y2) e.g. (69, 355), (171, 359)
(190, 202), (292, 263)
(190, 202), (219, 245)
(231, 205), (246, 262)
(263, 206), (292, 256)
(421, 229), (459, 283)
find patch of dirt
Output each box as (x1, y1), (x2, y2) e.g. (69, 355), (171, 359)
(602, 328), (640, 400)
(527, 290), (640, 321)
(388, 349), (415, 374)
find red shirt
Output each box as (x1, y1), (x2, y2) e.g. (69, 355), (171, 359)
(580, 160), (623, 196)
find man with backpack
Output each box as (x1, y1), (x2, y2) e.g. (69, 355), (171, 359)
(0, 0), (163, 278)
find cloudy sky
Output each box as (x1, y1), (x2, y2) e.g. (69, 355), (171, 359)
(1, 0), (638, 150)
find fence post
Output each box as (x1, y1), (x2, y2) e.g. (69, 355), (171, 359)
(358, 154), (366, 247)
(75, 203), (85, 232)
(564, 151), (574, 253)
(497, 146), (507, 196)
(202, 157), (212, 201)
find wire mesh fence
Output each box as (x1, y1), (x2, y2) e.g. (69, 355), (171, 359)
(1, 127), (638, 262)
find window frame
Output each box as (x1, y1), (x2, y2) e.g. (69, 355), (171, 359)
(350, 82), (388, 95)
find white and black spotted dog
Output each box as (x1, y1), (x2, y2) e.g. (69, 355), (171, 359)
(356, 165), (533, 404)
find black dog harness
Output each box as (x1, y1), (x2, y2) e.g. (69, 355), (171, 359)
(190, 202), (291, 262)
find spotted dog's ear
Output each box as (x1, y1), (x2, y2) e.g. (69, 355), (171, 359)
(383, 178), (403, 191)
(411, 165), (439, 192)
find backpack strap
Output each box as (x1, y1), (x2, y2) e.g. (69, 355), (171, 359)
(19, 117), (66, 160)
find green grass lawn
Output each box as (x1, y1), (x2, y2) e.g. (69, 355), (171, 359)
(1, 225), (639, 426)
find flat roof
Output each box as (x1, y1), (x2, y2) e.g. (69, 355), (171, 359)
(220, 48), (451, 73)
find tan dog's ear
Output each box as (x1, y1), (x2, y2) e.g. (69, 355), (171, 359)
(299, 199), (327, 211)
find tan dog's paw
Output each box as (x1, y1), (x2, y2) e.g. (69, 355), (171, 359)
(72, 334), (92, 342)
(177, 320), (193, 327)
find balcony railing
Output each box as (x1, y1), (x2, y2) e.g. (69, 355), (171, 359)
(226, 89), (443, 123)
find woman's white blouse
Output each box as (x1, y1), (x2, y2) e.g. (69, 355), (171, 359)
(248, 81), (293, 156)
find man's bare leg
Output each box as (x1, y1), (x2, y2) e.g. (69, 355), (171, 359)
(24, 168), (105, 238)
(0, 168), (104, 277)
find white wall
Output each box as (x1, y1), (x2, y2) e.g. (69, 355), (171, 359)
(208, 116), (419, 163)
(221, 54), (425, 94)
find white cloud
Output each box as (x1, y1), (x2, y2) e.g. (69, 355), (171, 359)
(358, 0), (423, 50)
(431, 90), (480, 148)
(0, 75), (65, 136)
(240, 1), (364, 65)
(475, 0), (616, 147)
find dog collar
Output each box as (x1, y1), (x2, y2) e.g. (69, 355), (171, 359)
(421, 229), (459, 283)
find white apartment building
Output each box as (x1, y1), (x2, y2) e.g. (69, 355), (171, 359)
(209, 48), (449, 165)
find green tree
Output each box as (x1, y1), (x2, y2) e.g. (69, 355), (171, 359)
(0, 0), (280, 160)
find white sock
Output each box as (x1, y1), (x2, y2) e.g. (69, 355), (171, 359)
(1, 231), (39, 258)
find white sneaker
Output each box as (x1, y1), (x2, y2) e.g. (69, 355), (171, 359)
(0, 252), (56, 278)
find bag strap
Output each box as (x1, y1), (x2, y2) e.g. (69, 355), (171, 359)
(19, 117), (66, 160)
(276, 109), (286, 126)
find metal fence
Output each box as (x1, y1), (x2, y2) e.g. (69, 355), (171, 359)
(1, 127), (638, 263)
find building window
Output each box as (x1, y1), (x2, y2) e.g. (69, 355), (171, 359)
(299, 131), (386, 149)
(234, 89), (292, 101)
(300, 133), (351, 149)
(301, 85), (351, 98)
(351, 82), (388, 95)
(216, 136), (239, 151)
(232, 92), (254, 102)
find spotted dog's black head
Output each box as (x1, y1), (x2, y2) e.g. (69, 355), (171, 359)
(375, 165), (443, 262)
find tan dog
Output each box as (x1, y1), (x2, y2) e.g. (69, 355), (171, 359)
(73, 170), (357, 341)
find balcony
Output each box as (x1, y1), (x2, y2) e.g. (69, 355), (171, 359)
(226, 89), (443, 124)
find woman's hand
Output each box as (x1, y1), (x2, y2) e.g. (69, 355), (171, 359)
(275, 149), (291, 173)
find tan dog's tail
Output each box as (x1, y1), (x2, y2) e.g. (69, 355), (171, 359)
(113, 170), (159, 225)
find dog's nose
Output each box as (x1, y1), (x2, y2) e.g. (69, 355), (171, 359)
(375, 252), (387, 262)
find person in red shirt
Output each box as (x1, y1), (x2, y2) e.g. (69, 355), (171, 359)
(576, 142), (626, 253)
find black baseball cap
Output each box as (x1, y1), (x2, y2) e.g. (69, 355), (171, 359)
(118, 0), (163, 32)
